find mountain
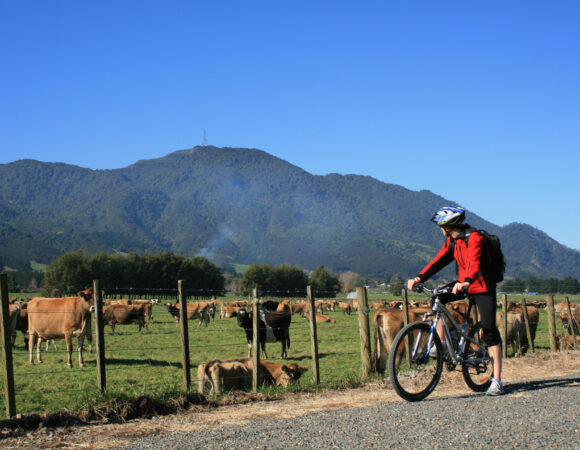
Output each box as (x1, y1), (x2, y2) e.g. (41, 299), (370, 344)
(1, 146), (579, 278)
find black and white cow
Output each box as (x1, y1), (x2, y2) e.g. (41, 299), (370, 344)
(237, 308), (291, 359)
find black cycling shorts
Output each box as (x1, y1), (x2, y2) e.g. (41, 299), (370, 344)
(471, 291), (501, 347)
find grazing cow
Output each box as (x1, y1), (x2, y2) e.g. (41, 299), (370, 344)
(291, 301), (308, 315)
(507, 302), (539, 351)
(130, 299), (154, 322)
(197, 358), (307, 395)
(27, 296), (93, 368)
(373, 308), (421, 374)
(237, 309), (291, 359)
(338, 302), (352, 315)
(165, 302), (211, 327)
(496, 312), (525, 357)
(301, 311), (336, 323)
(103, 304), (149, 334)
(315, 300), (337, 313)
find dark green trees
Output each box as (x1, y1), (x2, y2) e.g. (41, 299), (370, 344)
(42, 250), (225, 296)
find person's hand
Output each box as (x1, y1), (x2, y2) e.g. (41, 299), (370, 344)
(407, 277), (421, 291)
(452, 281), (469, 294)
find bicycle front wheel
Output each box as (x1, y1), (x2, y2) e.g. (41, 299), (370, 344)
(388, 321), (443, 402)
(461, 322), (493, 392)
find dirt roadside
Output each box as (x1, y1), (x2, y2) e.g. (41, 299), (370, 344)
(1, 351), (579, 448)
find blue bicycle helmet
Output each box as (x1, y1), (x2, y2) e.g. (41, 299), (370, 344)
(431, 206), (466, 226)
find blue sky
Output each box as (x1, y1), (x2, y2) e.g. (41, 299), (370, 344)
(1, 1), (579, 250)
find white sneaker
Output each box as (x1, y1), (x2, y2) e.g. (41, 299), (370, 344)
(429, 342), (447, 358)
(485, 378), (505, 396)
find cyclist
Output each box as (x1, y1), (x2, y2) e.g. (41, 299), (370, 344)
(407, 206), (504, 396)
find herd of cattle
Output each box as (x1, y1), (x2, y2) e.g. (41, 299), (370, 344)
(4, 291), (579, 395)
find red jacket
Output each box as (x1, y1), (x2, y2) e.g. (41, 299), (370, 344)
(417, 229), (492, 294)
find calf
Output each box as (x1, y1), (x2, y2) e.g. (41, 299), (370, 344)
(103, 304), (149, 334)
(197, 358), (307, 395)
(237, 309), (291, 359)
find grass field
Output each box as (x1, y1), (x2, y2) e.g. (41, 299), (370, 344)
(0, 293), (577, 417)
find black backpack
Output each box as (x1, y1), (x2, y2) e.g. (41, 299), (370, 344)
(464, 228), (506, 285)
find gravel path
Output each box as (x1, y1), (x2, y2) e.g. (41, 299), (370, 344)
(122, 375), (580, 449)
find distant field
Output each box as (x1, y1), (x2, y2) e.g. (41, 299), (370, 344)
(29, 261), (48, 272)
(0, 292), (576, 417)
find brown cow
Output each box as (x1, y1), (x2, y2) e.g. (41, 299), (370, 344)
(220, 305), (242, 319)
(130, 299), (154, 322)
(27, 297), (93, 368)
(557, 334), (578, 351)
(103, 304), (149, 334)
(301, 311), (336, 323)
(507, 302), (539, 351)
(373, 308), (421, 374)
(197, 358), (307, 395)
(554, 302), (579, 335)
(338, 302), (352, 315)
(496, 311), (525, 356)
(165, 302), (210, 327)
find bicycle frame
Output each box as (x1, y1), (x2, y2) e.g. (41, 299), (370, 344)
(416, 297), (489, 366)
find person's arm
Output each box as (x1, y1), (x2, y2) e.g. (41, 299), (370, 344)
(408, 238), (455, 290)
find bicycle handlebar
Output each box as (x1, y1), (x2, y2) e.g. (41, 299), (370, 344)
(413, 283), (454, 296)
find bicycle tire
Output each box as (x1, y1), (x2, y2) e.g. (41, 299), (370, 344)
(388, 321), (443, 402)
(461, 322), (493, 392)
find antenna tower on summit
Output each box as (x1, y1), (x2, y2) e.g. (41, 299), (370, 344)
(202, 130), (208, 146)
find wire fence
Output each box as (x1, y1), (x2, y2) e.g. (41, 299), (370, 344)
(0, 277), (578, 418)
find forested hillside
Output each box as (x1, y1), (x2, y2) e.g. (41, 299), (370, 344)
(1, 146), (579, 278)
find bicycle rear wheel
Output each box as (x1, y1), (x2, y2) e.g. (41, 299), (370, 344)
(388, 322), (443, 402)
(461, 322), (493, 392)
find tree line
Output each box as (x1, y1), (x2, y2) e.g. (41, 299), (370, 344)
(501, 276), (580, 294)
(41, 250), (225, 297)
(32, 250), (341, 299)
(5, 249), (580, 297)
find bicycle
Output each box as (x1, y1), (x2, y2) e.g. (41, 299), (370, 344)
(388, 283), (494, 401)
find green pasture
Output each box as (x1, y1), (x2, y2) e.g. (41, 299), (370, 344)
(0, 293), (577, 417)
(1, 301), (368, 416)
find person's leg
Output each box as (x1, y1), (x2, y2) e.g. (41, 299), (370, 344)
(473, 292), (503, 383)
(488, 343), (502, 380)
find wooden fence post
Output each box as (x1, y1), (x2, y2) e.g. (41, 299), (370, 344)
(178, 280), (191, 391)
(252, 288), (260, 393)
(565, 296), (577, 345)
(356, 286), (372, 378)
(0, 274), (16, 418)
(306, 286), (320, 385)
(401, 288), (411, 366)
(546, 295), (558, 352)
(502, 294), (508, 358)
(93, 280), (106, 391)
(520, 298), (534, 353)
